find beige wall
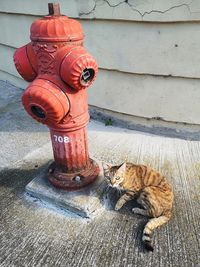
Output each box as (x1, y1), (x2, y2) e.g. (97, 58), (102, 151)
(1, 0), (200, 125)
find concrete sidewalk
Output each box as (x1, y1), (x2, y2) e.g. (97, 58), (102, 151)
(0, 81), (199, 267)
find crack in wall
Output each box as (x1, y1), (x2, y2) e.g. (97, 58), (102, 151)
(79, 0), (193, 19)
(79, 1), (97, 16)
(127, 3), (192, 18)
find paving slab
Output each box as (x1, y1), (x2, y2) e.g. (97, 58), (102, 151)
(25, 162), (106, 218)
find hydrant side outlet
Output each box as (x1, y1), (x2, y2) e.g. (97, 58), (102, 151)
(14, 3), (100, 190)
(14, 43), (38, 82)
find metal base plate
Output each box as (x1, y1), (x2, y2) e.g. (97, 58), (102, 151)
(48, 159), (100, 190)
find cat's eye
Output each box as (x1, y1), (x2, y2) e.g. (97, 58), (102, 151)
(115, 176), (121, 180)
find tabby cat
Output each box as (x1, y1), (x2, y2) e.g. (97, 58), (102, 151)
(103, 162), (173, 251)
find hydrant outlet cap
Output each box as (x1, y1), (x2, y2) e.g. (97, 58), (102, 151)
(22, 79), (70, 125)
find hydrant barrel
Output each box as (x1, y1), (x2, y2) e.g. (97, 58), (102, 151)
(13, 3), (100, 190)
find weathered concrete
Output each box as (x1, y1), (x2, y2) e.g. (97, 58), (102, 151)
(0, 81), (199, 266)
(89, 105), (200, 141)
(26, 163), (106, 218)
(0, 81), (49, 170)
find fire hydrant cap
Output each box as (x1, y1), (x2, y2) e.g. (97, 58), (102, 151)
(58, 46), (98, 91)
(13, 43), (38, 82)
(30, 15), (84, 42)
(22, 79), (70, 125)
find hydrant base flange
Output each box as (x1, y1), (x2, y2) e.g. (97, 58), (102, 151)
(48, 159), (100, 190)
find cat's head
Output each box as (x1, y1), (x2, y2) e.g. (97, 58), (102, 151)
(103, 162), (126, 189)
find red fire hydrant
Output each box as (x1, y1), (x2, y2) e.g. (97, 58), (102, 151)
(13, 3), (100, 190)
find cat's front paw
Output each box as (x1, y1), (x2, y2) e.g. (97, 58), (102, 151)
(132, 208), (148, 216)
(114, 203), (122, 211)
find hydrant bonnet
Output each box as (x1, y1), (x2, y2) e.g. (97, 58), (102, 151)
(30, 8), (84, 43)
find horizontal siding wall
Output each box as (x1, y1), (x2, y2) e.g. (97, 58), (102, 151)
(89, 70), (200, 124)
(1, 0), (200, 22)
(2, 13), (200, 79)
(1, 0), (200, 125)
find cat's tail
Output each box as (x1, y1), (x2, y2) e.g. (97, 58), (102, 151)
(142, 212), (171, 251)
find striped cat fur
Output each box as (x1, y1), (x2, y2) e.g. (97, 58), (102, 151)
(103, 162), (173, 251)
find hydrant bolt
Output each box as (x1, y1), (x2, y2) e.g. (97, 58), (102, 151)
(74, 176), (81, 182)
(13, 3), (100, 190)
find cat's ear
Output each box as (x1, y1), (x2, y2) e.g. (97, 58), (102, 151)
(102, 162), (112, 170)
(118, 162), (126, 172)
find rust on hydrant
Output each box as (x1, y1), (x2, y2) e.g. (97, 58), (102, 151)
(13, 3), (100, 190)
